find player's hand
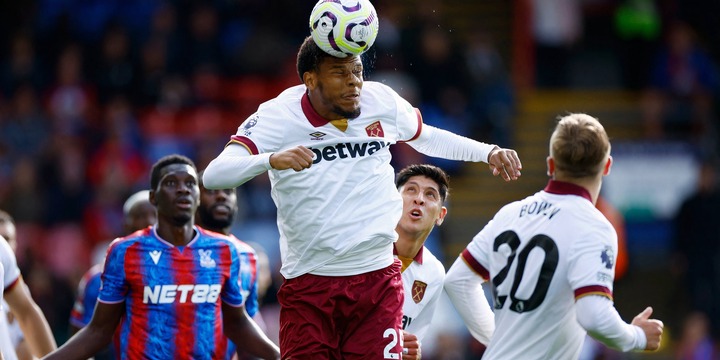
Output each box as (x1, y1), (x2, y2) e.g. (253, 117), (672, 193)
(269, 146), (315, 172)
(631, 306), (664, 351)
(487, 146), (522, 181)
(402, 331), (421, 360)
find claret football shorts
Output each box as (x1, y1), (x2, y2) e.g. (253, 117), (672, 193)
(278, 259), (404, 359)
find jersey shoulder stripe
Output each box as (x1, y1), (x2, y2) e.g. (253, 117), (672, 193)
(461, 248), (490, 280)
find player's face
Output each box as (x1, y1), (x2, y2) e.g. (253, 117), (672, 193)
(126, 201), (157, 233)
(197, 185), (237, 232)
(314, 55), (363, 119)
(0, 222), (17, 252)
(396, 175), (447, 239)
(152, 164), (199, 226)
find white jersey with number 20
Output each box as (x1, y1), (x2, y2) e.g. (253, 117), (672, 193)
(463, 181), (617, 360)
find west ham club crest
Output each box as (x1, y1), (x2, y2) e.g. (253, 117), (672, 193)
(412, 280), (427, 304)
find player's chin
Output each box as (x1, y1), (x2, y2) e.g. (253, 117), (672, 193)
(335, 103), (361, 119)
(171, 213), (193, 226)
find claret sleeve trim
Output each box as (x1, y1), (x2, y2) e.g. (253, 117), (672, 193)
(461, 249), (490, 281)
(228, 135), (259, 155)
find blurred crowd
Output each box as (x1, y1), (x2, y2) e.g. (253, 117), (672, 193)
(0, 0), (718, 357)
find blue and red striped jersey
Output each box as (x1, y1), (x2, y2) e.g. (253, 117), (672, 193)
(70, 263), (103, 328)
(226, 235), (259, 360)
(99, 225), (244, 360)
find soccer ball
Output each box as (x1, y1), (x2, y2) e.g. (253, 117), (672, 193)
(309, 0), (379, 58)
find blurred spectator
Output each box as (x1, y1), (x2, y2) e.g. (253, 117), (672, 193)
(39, 136), (90, 225)
(180, 3), (223, 74)
(135, 35), (170, 107)
(420, 86), (473, 175)
(0, 158), (45, 224)
(45, 44), (96, 138)
(612, 0), (662, 90)
(672, 159), (720, 340)
(1, 33), (46, 97)
(675, 312), (716, 360)
(531, 0), (583, 88)
(464, 30), (514, 147)
(640, 21), (720, 144)
(0, 83), (51, 162)
(408, 25), (471, 106)
(90, 23), (138, 104)
(145, 2), (182, 74)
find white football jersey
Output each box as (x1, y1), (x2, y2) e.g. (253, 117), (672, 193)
(463, 180), (617, 360)
(398, 246), (445, 341)
(230, 82), (423, 278)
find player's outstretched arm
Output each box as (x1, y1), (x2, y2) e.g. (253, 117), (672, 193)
(631, 307), (664, 351)
(5, 280), (56, 357)
(41, 302), (124, 360)
(406, 125), (521, 181)
(402, 331), (421, 360)
(223, 302), (280, 360)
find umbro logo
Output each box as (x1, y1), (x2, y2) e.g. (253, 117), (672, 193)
(309, 131), (326, 140)
(149, 250), (162, 265)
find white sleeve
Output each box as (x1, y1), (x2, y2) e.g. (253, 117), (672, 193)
(202, 144), (273, 189)
(575, 295), (646, 352)
(407, 124), (497, 163)
(0, 239), (19, 291)
(444, 257), (494, 345)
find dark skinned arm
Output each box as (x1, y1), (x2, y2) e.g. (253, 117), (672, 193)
(41, 301), (124, 360)
(223, 302), (280, 360)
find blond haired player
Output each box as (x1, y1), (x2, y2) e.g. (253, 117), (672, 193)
(444, 113), (664, 359)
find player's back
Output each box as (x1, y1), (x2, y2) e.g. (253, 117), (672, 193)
(470, 183), (617, 360)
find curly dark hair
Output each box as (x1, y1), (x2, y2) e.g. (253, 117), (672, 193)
(296, 35), (335, 82)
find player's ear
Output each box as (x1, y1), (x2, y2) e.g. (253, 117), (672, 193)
(149, 190), (158, 206)
(303, 71), (317, 90)
(546, 156), (555, 177)
(435, 206), (448, 226)
(603, 156), (613, 176)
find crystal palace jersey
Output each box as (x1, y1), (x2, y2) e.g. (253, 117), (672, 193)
(398, 246), (444, 341)
(98, 225), (244, 360)
(225, 234), (258, 360)
(70, 263), (102, 328)
(229, 82), (423, 278)
(462, 180), (617, 360)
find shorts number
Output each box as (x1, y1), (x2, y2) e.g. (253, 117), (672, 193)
(492, 230), (559, 313)
(383, 328), (400, 359)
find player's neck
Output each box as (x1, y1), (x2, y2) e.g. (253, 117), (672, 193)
(156, 221), (196, 246)
(395, 232), (427, 259)
(554, 176), (601, 205)
(205, 226), (230, 236)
